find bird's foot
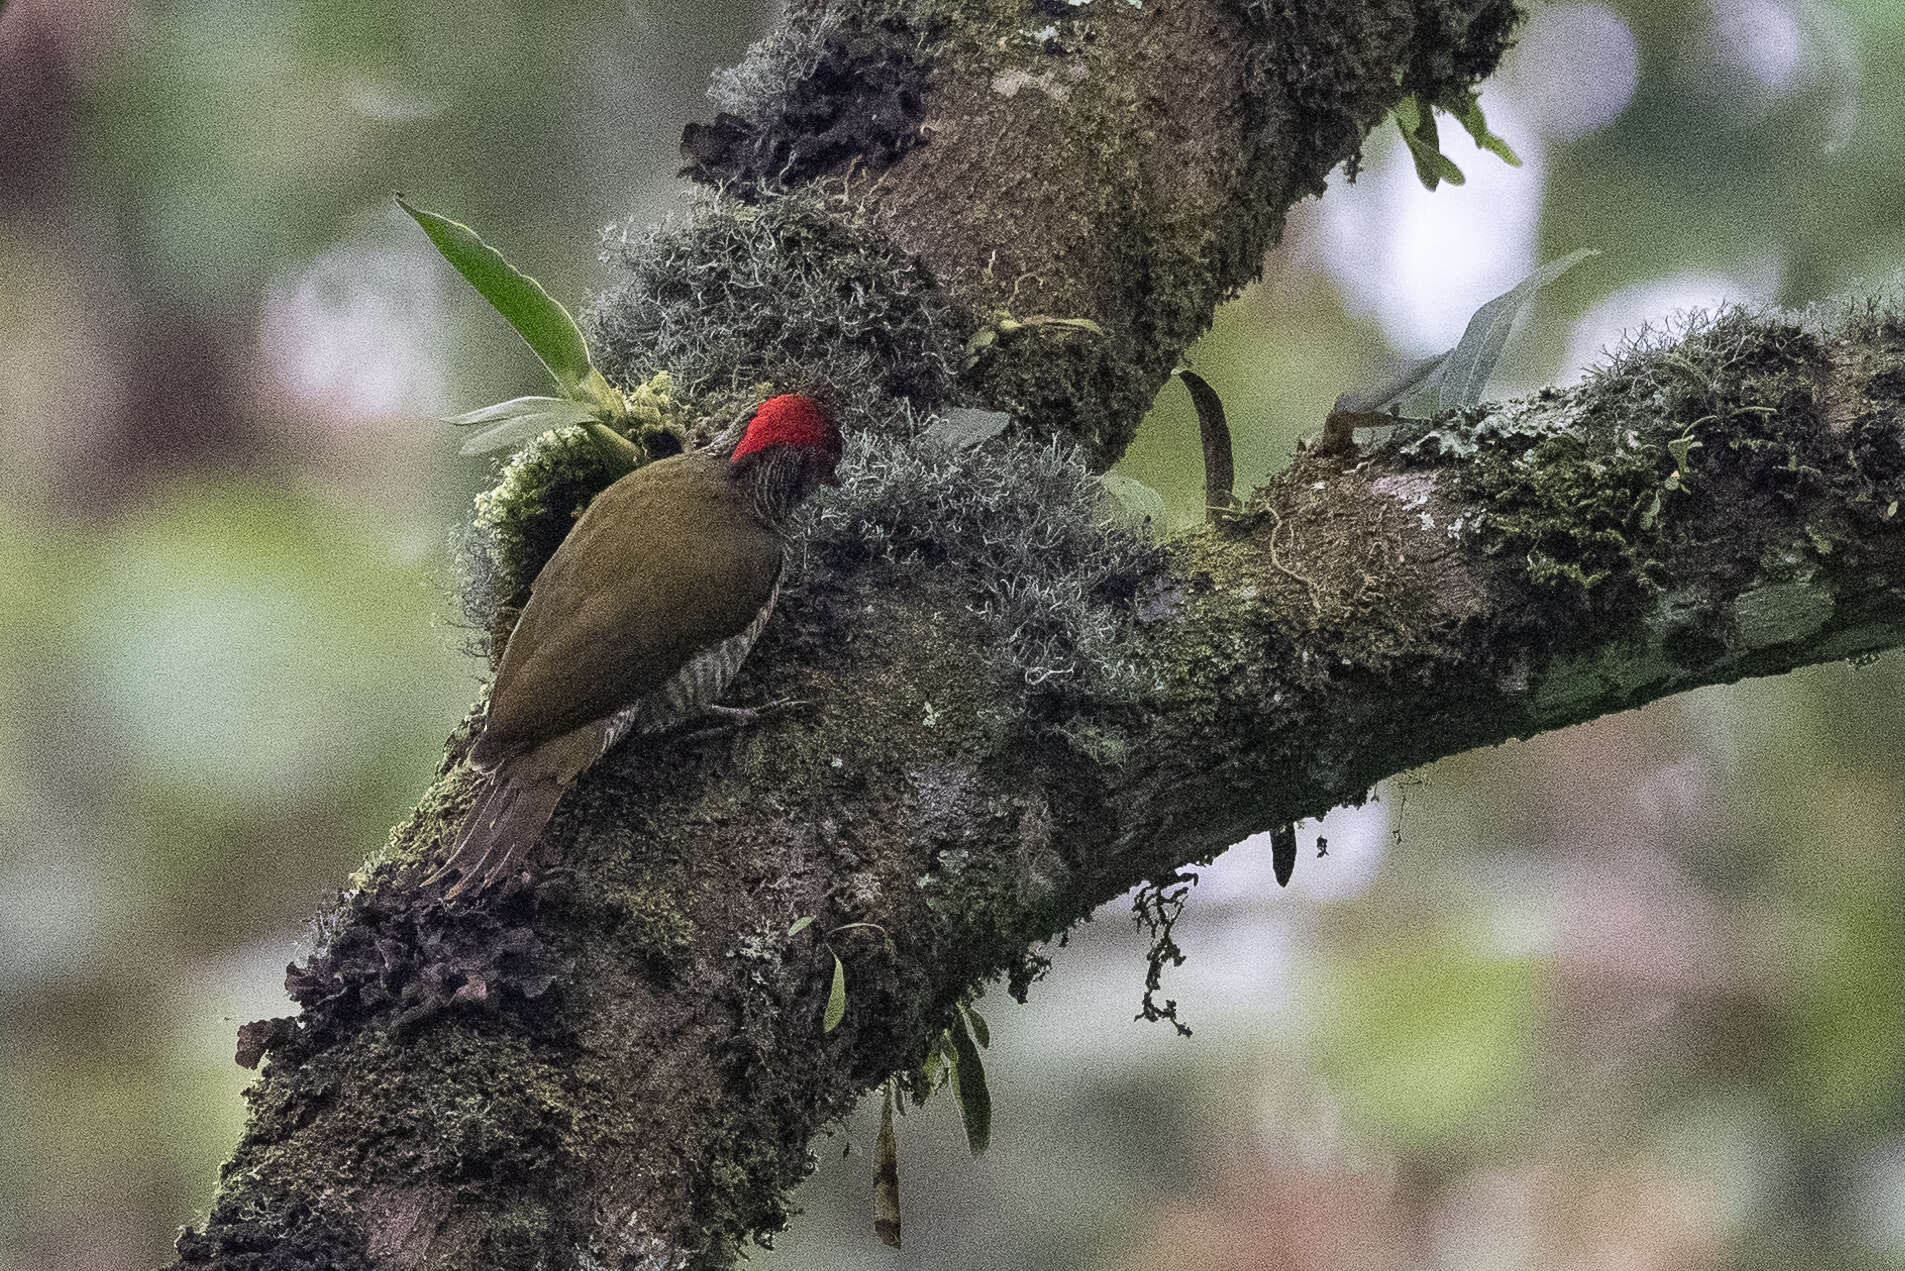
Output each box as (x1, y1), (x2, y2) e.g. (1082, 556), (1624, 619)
(675, 698), (810, 743)
(424, 840), (525, 901)
(706, 698), (808, 725)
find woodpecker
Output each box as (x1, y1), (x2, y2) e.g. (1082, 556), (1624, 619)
(431, 394), (843, 896)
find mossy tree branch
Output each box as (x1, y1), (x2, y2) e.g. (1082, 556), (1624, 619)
(169, 2), (1905, 1270)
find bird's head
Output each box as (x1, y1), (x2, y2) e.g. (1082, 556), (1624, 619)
(729, 394), (843, 499)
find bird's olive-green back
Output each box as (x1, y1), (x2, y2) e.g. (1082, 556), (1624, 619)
(478, 450), (783, 760)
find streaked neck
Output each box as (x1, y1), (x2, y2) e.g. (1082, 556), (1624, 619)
(733, 447), (809, 529)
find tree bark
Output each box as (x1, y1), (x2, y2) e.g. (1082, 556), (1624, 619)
(170, 2), (1905, 1269)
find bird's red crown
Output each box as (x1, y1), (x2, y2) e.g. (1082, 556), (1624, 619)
(731, 394), (835, 463)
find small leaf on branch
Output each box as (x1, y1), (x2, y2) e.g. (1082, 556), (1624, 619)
(996, 315), (1106, 338)
(875, 1080), (902, 1249)
(444, 396), (597, 428)
(787, 915), (814, 936)
(1442, 89), (1521, 167)
(947, 1012), (992, 1155)
(824, 955), (847, 1032)
(450, 399), (605, 455)
(1668, 431), (1703, 481)
(962, 1003), (990, 1050)
(1175, 369), (1237, 516)
(1098, 473), (1167, 533)
(1394, 95), (1466, 190)
(1271, 822), (1297, 887)
(1332, 352), (1448, 417)
(1392, 248), (1600, 420)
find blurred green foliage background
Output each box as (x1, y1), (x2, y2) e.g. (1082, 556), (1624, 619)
(2, 1), (1903, 1268)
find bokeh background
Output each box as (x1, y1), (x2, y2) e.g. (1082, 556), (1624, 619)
(2, 0), (1903, 1267)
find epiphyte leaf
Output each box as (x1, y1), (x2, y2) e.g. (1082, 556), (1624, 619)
(1394, 95), (1466, 190)
(1271, 822), (1297, 887)
(1394, 249), (1600, 420)
(962, 1003), (990, 1050)
(1668, 432), (1702, 480)
(443, 395), (596, 427)
(1445, 89), (1521, 167)
(1098, 473), (1167, 533)
(398, 197), (598, 400)
(824, 955), (847, 1032)
(1333, 352), (1449, 416)
(947, 1012), (992, 1155)
(448, 398), (603, 455)
(1175, 369), (1237, 514)
(1006, 315), (1106, 337)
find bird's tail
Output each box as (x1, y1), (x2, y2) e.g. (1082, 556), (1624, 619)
(429, 763), (566, 897)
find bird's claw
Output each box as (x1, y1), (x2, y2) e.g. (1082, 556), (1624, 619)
(676, 698), (811, 742)
(425, 841), (521, 900)
(705, 697), (809, 724)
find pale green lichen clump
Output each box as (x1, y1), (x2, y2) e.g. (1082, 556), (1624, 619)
(463, 372), (691, 648)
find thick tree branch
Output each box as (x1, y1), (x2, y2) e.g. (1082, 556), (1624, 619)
(165, 3), (1905, 1271)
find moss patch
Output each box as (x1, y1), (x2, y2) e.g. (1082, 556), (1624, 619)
(1410, 396), (1668, 598)
(188, 1024), (580, 1270)
(174, 1197), (372, 1271)
(961, 319), (1156, 472)
(1394, 306), (1855, 612)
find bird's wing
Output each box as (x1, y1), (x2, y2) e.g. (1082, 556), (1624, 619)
(476, 453), (783, 760)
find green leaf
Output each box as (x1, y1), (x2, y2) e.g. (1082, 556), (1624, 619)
(443, 396), (595, 427)
(447, 398), (605, 456)
(961, 327), (999, 366)
(947, 1013), (992, 1154)
(1395, 249), (1600, 419)
(460, 416), (590, 457)
(962, 1004), (990, 1050)
(1333, 352), (1448, 415)
(1472, 128), (1520, 167)
(1668, 433), (1702, 478)
(1414, 148), (1466, 191)
(398, 197), (599, 401)
(1393, 92), (1421, 133)
(1017, 315), (1106, 337)
(1394, 95), (1466, 190)
(824, 955), (847, 1032)
(787, 915), (815, 936)
(1443, 89), (1522, 167)
(1098, 473), (1167, 533)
